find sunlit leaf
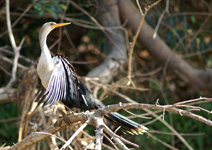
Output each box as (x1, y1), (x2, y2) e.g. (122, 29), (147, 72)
(190, 15), (196, 24)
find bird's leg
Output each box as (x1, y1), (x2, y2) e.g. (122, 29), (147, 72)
(64, 105), (75, 115)
(54, 108), (67, 126)
(63, 112), (72, 125)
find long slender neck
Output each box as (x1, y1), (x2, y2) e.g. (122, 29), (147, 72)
(37, 29), (54, 88)
(39, 32), (52, 62)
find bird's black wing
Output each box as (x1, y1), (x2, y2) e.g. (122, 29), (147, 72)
(43, 56), (80, 106)
(40, 56), (148, 134)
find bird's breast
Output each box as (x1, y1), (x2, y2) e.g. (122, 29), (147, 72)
(37, 57), (54, 89)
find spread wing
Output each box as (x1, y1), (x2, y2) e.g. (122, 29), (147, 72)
(43, 56), (79, 106)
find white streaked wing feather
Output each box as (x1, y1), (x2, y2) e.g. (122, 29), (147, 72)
(44, 56), (77, 106)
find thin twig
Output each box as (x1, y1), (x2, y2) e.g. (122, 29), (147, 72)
(150, 130), (205, 136)
(57, 0), (70, 53)
(99, 77), (128, 101)
(153, 0), (169, 39)
(147, 132), (178, 150)
(109, 92), (195, 150)
(103, 133), (119, 150)
(127, 0), (161, 86)
(0, 0), (36, 38)
(174, 97), (210, 105)
(60, 121), (88, 150)
(103, 125), (130, 150)
(35, 131), (67, 143)
(0, 48), (33, 63)
(0, 55), (27, 70)
(69, 1), (124, 55)
(103, 124), (139, 148)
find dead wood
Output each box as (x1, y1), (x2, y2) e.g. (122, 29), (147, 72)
(119, 0), (212, 91)
(87, 0), (127, 83)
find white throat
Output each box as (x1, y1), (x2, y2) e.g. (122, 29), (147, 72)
(37, 29), (54, 89)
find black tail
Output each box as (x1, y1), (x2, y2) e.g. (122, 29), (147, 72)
(77, 82), (148, 135)
(106, 112), (148, 135)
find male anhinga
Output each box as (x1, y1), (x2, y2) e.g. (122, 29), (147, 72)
(37, 22), (148, 135)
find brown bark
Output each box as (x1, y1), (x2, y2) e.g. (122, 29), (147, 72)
(87, 0), (127, 83)
(119, 0), (212, 91)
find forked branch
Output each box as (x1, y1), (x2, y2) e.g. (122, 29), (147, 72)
(5, 0), (25, 90)
(9, 99), (212, 150)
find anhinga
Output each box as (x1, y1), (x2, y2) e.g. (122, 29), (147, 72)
(37, 22), (148, 135)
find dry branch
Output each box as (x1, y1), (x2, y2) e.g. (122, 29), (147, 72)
(60, 121), (88, 150)
(9, 112), (91, 150)
(0, 88), (17, 103)
(119, 0), (212, 91)
(87, 0), (127, 83)
(127, 0), (161, 85)
(9, 100), (212, 150)
(5, 0), (25, 90)
(95, 118), (104, 150)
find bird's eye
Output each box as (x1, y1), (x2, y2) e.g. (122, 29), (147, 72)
(50, 23), (54, 25)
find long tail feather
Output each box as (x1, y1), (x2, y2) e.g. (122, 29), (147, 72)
(106, 112), (148, 135)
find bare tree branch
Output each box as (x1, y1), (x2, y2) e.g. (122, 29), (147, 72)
(119, 0), (212, 91)
(95, 118), (104, 150)
(5, 0), (25, 90)
(0, 88), (17, 103)
(87, 0), (127, 83)
(99, 102), (212, 127)
(127, 0), (161, 86)
(146, 132), (178, 150)
(153, 0), (170, 39)
(8, 98), (212, 150)
(60, 121), (88, 150)
(9, 112), (91, 150)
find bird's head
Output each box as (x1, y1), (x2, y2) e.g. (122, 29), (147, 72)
(39, 22), (71, 40)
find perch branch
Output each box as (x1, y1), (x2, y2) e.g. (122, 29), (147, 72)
(9, 98), (212, 150)
(111, 89), (192, 149)
(9, 112), (91, 150)
(99, 102), (212, 127)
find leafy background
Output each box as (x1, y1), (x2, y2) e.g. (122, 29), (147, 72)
(0, 0), (212, 149)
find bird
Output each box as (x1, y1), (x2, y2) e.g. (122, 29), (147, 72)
(37, 22), (148, 135)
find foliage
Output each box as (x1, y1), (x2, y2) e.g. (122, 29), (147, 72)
(33, 0), (66, 19)
(1, 0), (212, 149)
(0, 103), (18, 146)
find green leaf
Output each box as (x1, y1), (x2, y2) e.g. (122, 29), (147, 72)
(190, 15), (196, 24)
(33, 3), (44, 16)
(33, 3), (43, 11)
(60, 4), (67, 10)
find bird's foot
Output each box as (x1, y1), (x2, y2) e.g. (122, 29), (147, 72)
(63, 111), (76, 124)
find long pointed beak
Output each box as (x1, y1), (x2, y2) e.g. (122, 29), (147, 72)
(51, 22), (71, 28)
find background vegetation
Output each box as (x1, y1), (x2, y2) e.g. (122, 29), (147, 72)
(1, 0), (212, 149)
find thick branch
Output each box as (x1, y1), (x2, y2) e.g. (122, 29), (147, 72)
(119, 0), (212, 91)
(9, 112), (91, 150)
(0, 88), (17, 103)
(99, 103), (212, 127)
(9, 101), (212, 149)
(87, 0), (127, 83)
